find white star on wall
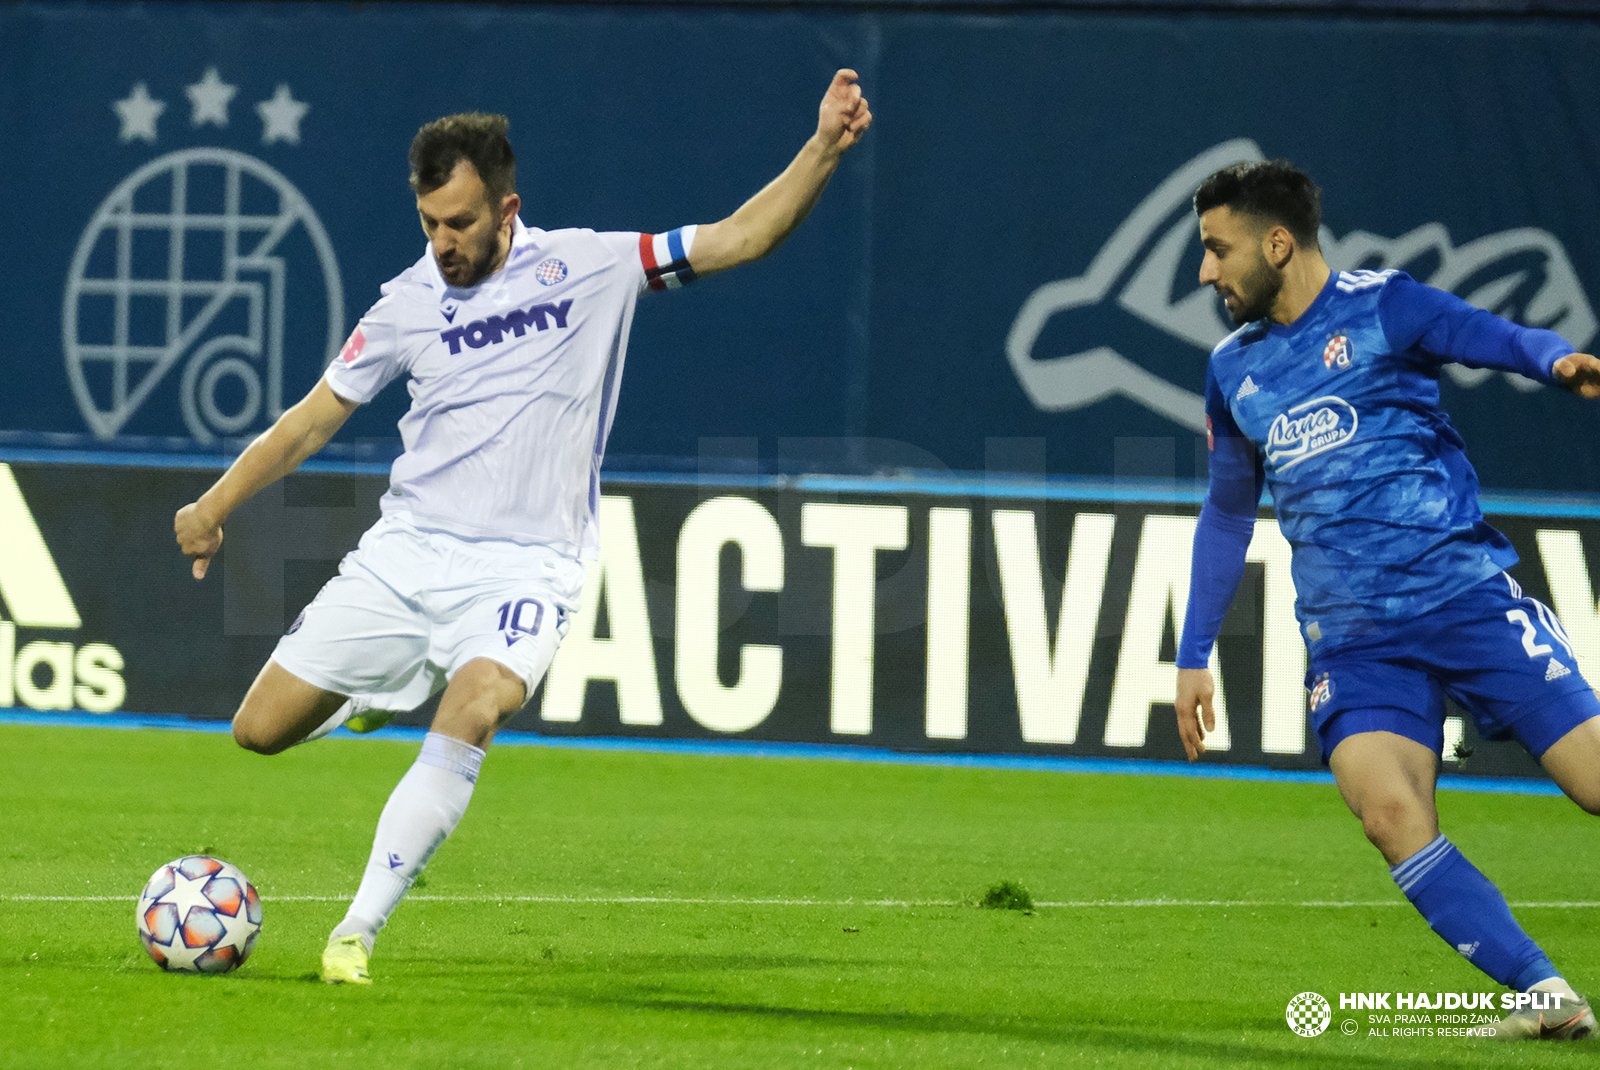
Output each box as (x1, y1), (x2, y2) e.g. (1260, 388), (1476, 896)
(256, 84), (309, 145)
(113, 83), (165, 143)
(186, 67), (237, 127)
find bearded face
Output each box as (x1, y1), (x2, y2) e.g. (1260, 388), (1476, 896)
(416, 160), (513, 290)
(1198, 205), (1290, 326)
(1222, 248), (1286, 326)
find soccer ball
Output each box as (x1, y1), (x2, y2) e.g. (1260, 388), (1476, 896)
(136, 855), (262, 974)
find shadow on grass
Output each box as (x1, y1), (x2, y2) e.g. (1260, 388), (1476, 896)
(344, 950), (1530, 1070)
(132, 955), (1545, 1069)
(220, 950), (1532, 1069)
(224, 952), (853, 988)
(435, 950), (855, 978)
(561, 993), (1508, 1070)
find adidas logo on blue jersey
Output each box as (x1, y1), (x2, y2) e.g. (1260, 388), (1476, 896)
(1547, 658), (1572, 681)
(1236, 375), (1260, 400)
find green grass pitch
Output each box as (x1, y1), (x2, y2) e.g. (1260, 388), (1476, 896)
(2, 722), (1598, 1068)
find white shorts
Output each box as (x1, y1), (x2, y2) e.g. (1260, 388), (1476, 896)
(271, 514), (583, 710)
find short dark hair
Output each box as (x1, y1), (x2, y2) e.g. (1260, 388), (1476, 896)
(409, 112), (516, 208)
(1193, 160), (1321, 250)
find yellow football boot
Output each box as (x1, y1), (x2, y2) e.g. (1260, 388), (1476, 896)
(321, 934), (372, 985)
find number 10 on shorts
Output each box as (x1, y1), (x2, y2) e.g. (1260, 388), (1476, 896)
(497, 598), (544, 643)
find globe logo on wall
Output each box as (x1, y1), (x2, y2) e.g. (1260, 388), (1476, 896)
(63, 149), (343, 444)
(63, 73), (343, 445)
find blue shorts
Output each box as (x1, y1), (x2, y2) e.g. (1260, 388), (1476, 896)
(1309, 572), (1600, 763)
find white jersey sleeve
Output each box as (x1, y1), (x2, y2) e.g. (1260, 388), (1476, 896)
(324, 295), (408, 404)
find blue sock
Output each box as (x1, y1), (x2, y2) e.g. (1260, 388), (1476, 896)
(1390, 834), (1557, 991)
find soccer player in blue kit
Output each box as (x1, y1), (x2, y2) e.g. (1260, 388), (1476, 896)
(1172, 160), (1600, 1040)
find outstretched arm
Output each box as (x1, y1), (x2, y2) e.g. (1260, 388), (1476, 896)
(687, 70), (872, 278)
(174, 379), (358, 579)
(1380, 275), (1599, 398)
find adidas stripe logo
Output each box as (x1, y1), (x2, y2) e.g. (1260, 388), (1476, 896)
(1335, 268), (1398, 293)
(1547, 658), (1572, 682)
(1236, 375), (1260, 400)
(0, 462), (126, 712)
(0, 464), (81, 629)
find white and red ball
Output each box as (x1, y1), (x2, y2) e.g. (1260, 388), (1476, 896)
(136, 855), (262, 974)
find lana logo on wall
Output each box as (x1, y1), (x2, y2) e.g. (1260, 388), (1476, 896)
(1006, 138), (1598, 430)
(62, 69), (344, 445)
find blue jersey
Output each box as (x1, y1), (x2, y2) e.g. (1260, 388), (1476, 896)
(1178, 269), (1572, 665)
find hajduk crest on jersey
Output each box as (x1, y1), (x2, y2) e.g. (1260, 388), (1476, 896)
(534, 258), (568, 286)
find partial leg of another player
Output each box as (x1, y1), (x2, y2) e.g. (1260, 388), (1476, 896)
(322, 657), (526, 984)
(1330, 727), (1592, 1039)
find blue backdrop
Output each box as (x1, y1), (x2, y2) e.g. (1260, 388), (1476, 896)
(3, 1), (1598, 490)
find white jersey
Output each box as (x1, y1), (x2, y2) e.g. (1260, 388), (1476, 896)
(325, 217), (697, 558)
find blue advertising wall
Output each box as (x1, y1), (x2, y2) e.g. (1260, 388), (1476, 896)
(4, 458), (1597, 779)
(3, 2), (1599, 491)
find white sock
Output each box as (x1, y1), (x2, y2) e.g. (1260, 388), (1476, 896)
(1531, 976), (1581, 1000)
(330, 732), (485, 951)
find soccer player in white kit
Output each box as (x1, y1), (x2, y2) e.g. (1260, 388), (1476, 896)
(174, 70), (872, 984)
